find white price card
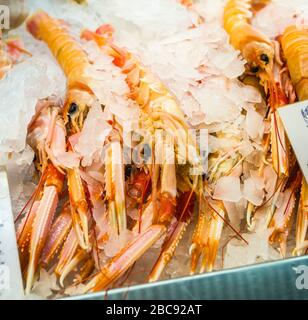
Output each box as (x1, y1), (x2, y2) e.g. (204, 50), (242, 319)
(0, 168), (24, 299)
(278, 100), (308, 182)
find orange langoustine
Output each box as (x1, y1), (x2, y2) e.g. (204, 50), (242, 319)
(17, 12), (205, 295)
(280, 24), (308, 256)
(222, 0), (308, 256)
(16, 11), (128, 294)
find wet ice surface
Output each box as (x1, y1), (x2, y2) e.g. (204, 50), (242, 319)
(0, 59), (63, 157)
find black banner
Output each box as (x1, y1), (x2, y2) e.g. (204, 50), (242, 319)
(0, 300), (306, 318)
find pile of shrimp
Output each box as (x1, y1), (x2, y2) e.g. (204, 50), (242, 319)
(0, 0), (307, 298)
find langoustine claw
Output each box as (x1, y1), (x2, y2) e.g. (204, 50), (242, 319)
(190, 198), (225, 274)
(82, 225), (166, 293)
(40, 203), (72, 267)
(149, 191), (195, 282)
(25, 164), (64, 294)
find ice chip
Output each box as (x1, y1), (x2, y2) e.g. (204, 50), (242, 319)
(75, 103), (112, 167)
(104, 229), (134, 258)
(213, 176), (242, 202)
(245, 109), (264, 139)
(243, 177), (264, 206)
(0, 58), (64, 160)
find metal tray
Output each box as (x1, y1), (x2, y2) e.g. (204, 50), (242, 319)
(65, 256), (308, 300)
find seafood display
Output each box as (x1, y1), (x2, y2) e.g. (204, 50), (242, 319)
(0, 0), (307, 298)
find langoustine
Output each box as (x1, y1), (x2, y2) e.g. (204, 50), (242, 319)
(223, 1), (307, 256)
(16, 11), (127, 293)
(175, 0), (257, 273)
(77, 26), (204, 291)
(181, 0), (305, 261)
(17, 11), (204, 295)
(222, 0), (293, 241)
(223, 0), (289, 179)
(280, 24), (308, 256)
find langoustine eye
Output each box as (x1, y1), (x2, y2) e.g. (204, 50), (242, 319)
(68, 102), (78, 115)
(251, 66), (259, 73)
(260, 53), (269, 64)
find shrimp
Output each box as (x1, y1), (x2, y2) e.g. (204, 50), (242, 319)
(222, 1), (295, 239)
(76, 26), (204, 289)
(263, 24), (308, 256)
(223, 0), (290, 179)
(27, 11), (127, 243)
(280, 24), (308, 255)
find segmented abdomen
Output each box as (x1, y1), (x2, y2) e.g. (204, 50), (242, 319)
(223, 0), (252, 36)
(223, 0), (271, 51)
(281, 25), (308, 101)
(27, 11), (92, 89)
